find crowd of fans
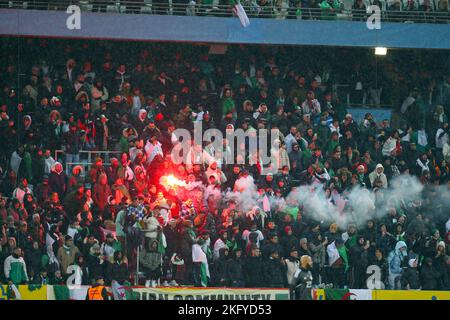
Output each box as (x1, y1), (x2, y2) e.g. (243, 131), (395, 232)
(1, 0), (449, 22)
(0, 39), (449, 293)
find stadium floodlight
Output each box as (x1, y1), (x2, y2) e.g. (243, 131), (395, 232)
(375, 47), (387, 56)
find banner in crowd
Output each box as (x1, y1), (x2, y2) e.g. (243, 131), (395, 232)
(47, 285), (289, 300)
(47, 285), (89, 300)
(312, 289), (372, 300)
(130, 287), (290, 300)
(0, 284), (47, 300)
(6, 286), (446, 300)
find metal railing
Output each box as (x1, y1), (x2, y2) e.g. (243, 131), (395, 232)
(54, 149), (122, 175)
(0, 1), (449, 24)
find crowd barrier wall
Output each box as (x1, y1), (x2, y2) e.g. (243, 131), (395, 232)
(1, 9), (450, 49)
(2, 285), (449, 300)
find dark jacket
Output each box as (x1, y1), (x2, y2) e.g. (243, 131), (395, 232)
(420, 261), (439, 290)
(106, 261), (129, 285)
(244, 256), (265, 287)
(86, 254), (105, 282)
(401, 267), (420, 289)
(212, 252), (230, 287)
(263, 257), (286, 288)
(49, 171), (67, 197)
(349, 243), (368, 269)
(227, 256), (246, 287)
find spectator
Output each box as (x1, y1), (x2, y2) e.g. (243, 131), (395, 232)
(4, 247), (28, 285)
(57, 235), (80, 276)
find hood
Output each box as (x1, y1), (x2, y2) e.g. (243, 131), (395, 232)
(138, 109), (148, 121)
(75, 90), (89, 102)
(375, 163), (384, 172)
(23, 115), (32, 129)
(52, 162), (63, 174)
(437, 241), (445, 250)
(394, 241), (407, 255)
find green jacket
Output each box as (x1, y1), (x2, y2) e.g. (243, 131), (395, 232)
(4, 256), (28, 284)
(319, 0), (341, 20)
(222, 98), (236, 116)
(119, 135), (129, 154)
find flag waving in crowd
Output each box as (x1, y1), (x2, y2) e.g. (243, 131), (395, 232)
(231, 0), (250, 27)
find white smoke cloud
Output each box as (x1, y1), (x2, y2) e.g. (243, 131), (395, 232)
(284, 174), (425, 229)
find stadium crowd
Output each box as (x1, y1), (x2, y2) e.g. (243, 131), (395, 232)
(0, 39), (449, 294)
(1, 0), (449, 23)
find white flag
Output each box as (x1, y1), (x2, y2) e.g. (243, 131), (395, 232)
(112, 280), (127, 300)
(8, 284), (22, 300)
(233, 3), (250, 28)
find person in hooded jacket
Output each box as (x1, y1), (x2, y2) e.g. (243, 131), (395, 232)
(420, 257), (440, 290)
(48, 162), (67, 198)
(134, 109), (149, 133)
(280, 225), (298, 258)
(349, 235), (370, 288)
(369, 163), (388, 189)
(86, 243), (106, 284)
(387, 241), (408, 289)
(401, 258), (420, 290)
(140, 239), (162, 288)
(433, 241), (448, 290)
(227, 247), (246, 287)
(92, 173), (112, 216)
(212, 247), (231, 287)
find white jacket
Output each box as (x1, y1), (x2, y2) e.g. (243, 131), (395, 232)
(4, 255), (28, 282)
(327, 242), (340, 266)
(144, 141), (163, 165)
(443, 143), (450, 163)
(143, 215), (161, 239)
(285, 259), (300, 286)
(382, 137), (397, 157)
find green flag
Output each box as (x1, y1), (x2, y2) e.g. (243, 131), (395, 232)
(53, 285), (71, 300)
(324, 288), (353, 300)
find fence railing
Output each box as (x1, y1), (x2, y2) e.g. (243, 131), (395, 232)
(0, 1), (449, 24)
(54, 149), (122, 175)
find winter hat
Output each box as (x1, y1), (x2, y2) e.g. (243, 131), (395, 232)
(437, 241), (445, 250)
(72, 165), (83, 175)
(408, 258), (417, 268)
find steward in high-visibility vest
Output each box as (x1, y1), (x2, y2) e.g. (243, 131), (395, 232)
(86, 276), (109, 300)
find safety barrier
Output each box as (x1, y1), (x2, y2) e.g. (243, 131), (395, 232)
(54, 149), (122, 175)
(2, 285), (449, 300)
(0, 284), (289, 300)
